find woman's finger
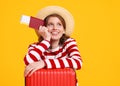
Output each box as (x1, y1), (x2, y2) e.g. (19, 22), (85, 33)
(28, 68), (38, 77)
(24, 65), (33, 77)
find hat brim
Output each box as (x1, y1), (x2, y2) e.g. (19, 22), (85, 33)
(35, 6), (74, 37)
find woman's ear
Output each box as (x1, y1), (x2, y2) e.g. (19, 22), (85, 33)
(63, 31), (65, 34)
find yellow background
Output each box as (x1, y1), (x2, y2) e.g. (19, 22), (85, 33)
(0, 0), (120, 86)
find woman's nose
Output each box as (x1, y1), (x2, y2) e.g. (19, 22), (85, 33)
(53, 25), (57, 30)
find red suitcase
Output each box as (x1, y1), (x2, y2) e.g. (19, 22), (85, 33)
(25, 68), (76, 86)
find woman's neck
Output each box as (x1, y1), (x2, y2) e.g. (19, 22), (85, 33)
(50, 40), (59, 49)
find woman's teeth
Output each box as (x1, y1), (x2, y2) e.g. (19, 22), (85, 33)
(51, 32), (58, 35)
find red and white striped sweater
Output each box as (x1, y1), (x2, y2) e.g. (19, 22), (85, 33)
(24, 38), (82, 70)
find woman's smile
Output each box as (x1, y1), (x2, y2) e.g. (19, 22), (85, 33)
(47, 17), (65, 40)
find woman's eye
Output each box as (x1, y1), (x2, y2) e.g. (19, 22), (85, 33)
(57, 23), (63, 28)
(58, 23), (62, 26)
(47, 23), (53, 27)
(47, 23), (63, 28)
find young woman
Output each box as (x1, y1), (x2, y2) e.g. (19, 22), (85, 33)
(24, 6), (82, 85)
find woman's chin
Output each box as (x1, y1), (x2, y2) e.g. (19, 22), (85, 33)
(51, 36), (60, 41)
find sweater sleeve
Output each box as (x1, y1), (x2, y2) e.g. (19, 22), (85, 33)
(44, 38), (82, 70)
(24, 40), (50, 65)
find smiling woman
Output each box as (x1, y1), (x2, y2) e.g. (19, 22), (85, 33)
(24, 6), (82, 86)
(38, 14), (69, 46)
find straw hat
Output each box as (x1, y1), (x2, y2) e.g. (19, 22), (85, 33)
(35, 6), (74, 36)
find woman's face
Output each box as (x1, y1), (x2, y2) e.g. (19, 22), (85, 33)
(46, 17), (65, 41)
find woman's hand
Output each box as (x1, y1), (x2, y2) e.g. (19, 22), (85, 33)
(24, 60), (45, 77)
(38, 26), (51, 41)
